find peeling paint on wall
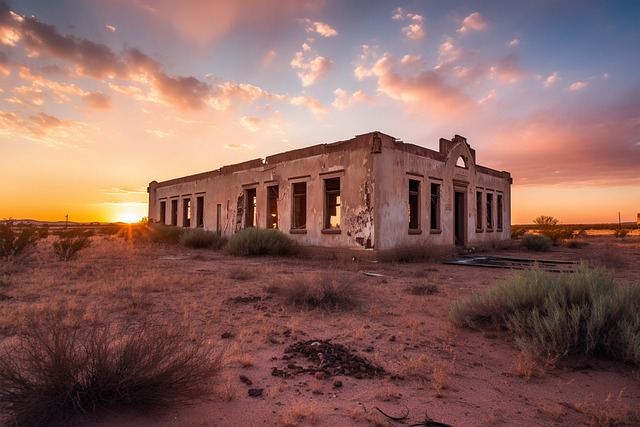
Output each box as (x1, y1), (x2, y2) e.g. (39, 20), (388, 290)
(235, 192), (244, 232)
(345, 179), (374, 248)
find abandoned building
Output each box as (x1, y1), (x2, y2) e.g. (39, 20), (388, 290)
(147, 132), (512, 260)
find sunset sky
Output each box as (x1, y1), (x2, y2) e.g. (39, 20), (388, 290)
(1, 0), (638, 224)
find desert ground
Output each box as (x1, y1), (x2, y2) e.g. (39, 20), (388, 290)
(1, 231), (639, 426)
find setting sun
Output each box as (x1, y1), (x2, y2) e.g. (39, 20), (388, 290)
(114, 211), (144, 224)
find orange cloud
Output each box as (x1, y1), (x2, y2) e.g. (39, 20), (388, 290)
(332, 88), (373, 110)
(290, 96), (328, 119)
(301, 18), (338, 37)
(84, 92), (110, 109)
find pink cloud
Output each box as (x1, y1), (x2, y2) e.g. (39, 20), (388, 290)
(566, 81), (588, 91)
(290, 96), (328, 119)
(458, 12), (487, 34)
(301, 18), (338, 37)
(370, 54), (473, 116)
(332, 88), (373, 110)
(290, 47), (332, 87)
(489, 54), (525, 83)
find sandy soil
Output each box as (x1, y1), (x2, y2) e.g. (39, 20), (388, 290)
(1, 234), (639, 426)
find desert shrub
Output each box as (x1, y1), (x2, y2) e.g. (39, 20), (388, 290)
(54, 228), (94, 239)
(533, 215), (559, 227)
(0, 312), (223, 426)
(614, 229), (630, 238)
(0, 224), (39, 262)
(52, 236), (91, 261)
(225, 227), (294, 256)
(180, 228), (225, 249)
(270, 273), (359, 309)
(522, 234), (553, 252)
(566, 240), (588, 249)
(511, 226), (528, 240)
(121, 223), (183, 244)
(541, 227), (575, 243)
(450, 265), (640, 366)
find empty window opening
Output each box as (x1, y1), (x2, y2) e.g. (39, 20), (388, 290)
(170, 199), (178, 226)
(408, 179), (420, 230)
(324, 178), (341, 229)
(216, 204), (222, 236)
(245, 188), (257, 227)
(430, 183), (441, 230)
(497, 194), (503, 230)
(456, 155), (467, 168)
(476, 191), (483, 230)
(159, 201), (166, 224)
(267, 186), (279, 229)
(196, 196), (204, 228)
(292, 182), (307, 230)
(183, 198), (191, 227)
(486, 193), (494, 230)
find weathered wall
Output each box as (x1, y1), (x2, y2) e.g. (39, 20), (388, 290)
(148, 131), (512, 260)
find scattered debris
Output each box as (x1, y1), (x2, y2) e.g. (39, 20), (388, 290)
(239, 375), (252, 385)
(226, 295), (271, 304)
(361, 271), (385, 277)
(273, 339), (385, 379)
(375, 406), (453, 427)
(247, 388), (263, 397)
(444, 256), (579, 272)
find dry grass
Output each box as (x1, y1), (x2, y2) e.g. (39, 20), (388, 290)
(0, 308), (223, 426)
(0, 232), (638, 426)
(574, 390), (640, 427)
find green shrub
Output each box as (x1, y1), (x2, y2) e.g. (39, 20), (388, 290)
(119, 223), (183, 244)
(522, 234), (553, 251)
(450, 265), (640, 365)
(0, 224), (39, 261)
(0, 312), (223, 426)
(52, 236), (91, 261)
(180, 228), (225, 249)
(225, 227), (294, 256)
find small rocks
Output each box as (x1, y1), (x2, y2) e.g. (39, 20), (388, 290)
(239, 375), (252, 385)
(333, 380), (343, 388)
(247, 388), (263, 397)
(277, 339), (385, 379)
(221, 332), (233, 339)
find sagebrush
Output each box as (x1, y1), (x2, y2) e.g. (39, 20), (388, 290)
(522, 234), (553, 251)
(450, 265), (640, 366)
(225, 227), (294, 256)
(180, 228), (226, 249)
(0, 225), (39, 262)
(0, 311), (223, 426)
(52, 236), (91, 261)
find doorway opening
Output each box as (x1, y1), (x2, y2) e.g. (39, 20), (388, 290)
(454, 191), (466, 246)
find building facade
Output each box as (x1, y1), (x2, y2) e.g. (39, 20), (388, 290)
(148, 132), (512, 260)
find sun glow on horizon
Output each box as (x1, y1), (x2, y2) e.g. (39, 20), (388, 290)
(114, 211), (144, 224)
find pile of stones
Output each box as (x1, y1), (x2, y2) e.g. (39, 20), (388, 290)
(272, 339), (385, 379)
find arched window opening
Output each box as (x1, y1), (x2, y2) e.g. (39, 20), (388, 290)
(456, 155), (467, 168)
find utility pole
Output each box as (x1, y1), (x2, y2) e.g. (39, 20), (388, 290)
(618, 212), (621, 229)
(65, 214), (68, 229)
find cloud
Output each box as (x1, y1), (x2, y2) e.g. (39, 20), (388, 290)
(543, 71), (560, 88)
(566, 81), (588, 91)
(127, 0), (320, 45)
(368, 54), (472, 116)
(301, 18), (337, 37)
(458, 12), (487, 34)
(402, 23), (426, 41)
(151, 73), (212, 109)
(488, 97), (640, 186)
(489, 54), (524, 83)
(436, 36), (465, 68)
(290, 46), (332, 87)
(391, 8), (426, 40)
(240, 116), (261, 132)
(290, 96), (328, 119)
(478, 89), (496, 105)
(332, 88), (372, 110)
(211, 81), (284, 111)
(507, 38), (520, 47)
(105, 24), (116, 33)
(0, 51), (10, 75)
(0, 110), (89, 149)
(83, 92), (110, 109)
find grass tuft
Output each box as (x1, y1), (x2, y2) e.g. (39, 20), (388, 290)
(52, 236), (92, 261)
(225, 228), (294, 257)
(450, 265), (640, 366)
(179, 228), (226, 249)
(522, 234), (553, 251)
(0, 310), (223, 426)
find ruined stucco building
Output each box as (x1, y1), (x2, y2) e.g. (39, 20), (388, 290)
(148, 132), (512, 260)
